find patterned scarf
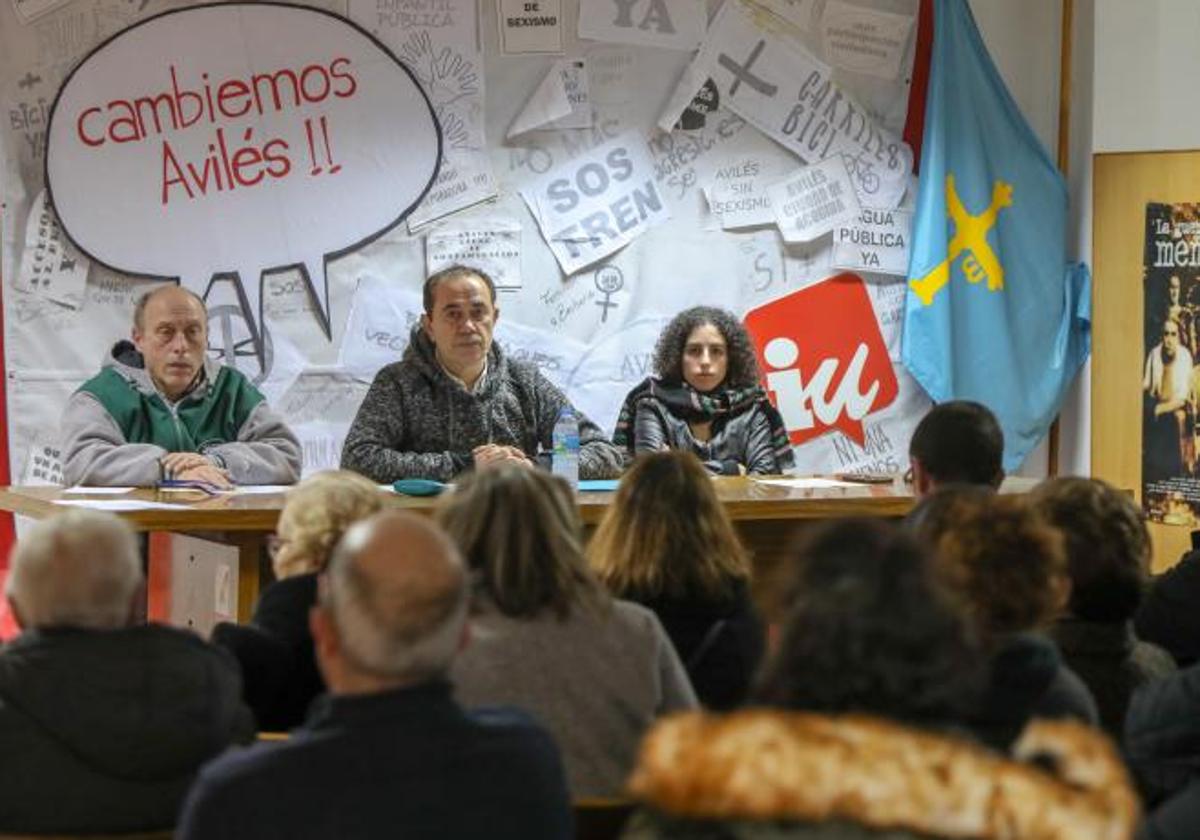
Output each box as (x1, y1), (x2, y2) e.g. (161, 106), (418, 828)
(613, 377), (794, 469)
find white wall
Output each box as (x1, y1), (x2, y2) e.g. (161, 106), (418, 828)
(1094, 0), (1200, 153)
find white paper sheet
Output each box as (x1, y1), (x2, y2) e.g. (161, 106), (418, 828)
(15, 190), (90, 310)
(753, 476), (863, 489)
(769, 157), (861, 243)
(821, 1), (915, 80)
(11, 0), (72, 24)
(508, 59), (591, 138)
(498, 0), (563, 54)
(52, 499), (191, 511)
(426, 219), (523, 293)
(832, 207), (913, 277)
(62, 486), (135, 495)
(578, 0), (706, 51)
(232, 485), (294, 495)
(521, 130), (671, 275)
(704, 158), (780, 229)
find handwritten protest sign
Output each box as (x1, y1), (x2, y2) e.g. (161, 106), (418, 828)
(521, 131), (670, 275)
(833, 207), (913, 276)
(704, 158), (779, 229)
(45, 4), (441, 347)
(768, 157), (860, 243)
(659, 0), (911, 209)
(15, 190), (90, 309)
(821, 1), (915, 81)
(578, 0), (706, 51)
(350, 0), (496, 229)
(426, 219), (523, 292)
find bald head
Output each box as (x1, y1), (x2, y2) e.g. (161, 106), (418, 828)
(320, 511), (467, 685)
(132, 284), (207, 332)
(5, 509), (142, 630)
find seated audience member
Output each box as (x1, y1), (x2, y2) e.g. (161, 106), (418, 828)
(754, 519), (983, 731)
(0, 510), (253, 835)
(613, 306), (793, 475)
(619, 520), (1139, 840)
(61, 284), (301, 488)
(907, 400), (1005, 497)
(587, 451), (765, 710)
(437, 465), (697, 797)
(212, 470), (383, 731)
(341, 264), (623, 482)
(1126, 662), (1200, 815)
(179, 511), (571, 840)
(1135, 538), (1200, 668)
(1032, 477), (1175, 740)
(911, 489), (1099, 749)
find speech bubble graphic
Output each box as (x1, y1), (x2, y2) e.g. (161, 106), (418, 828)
(45, 2), (441, 354)
(744, 273), (899, 447)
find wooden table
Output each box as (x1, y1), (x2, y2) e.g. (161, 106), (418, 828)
(0, 478), (914, 622)
(0, 477), (1037, 623)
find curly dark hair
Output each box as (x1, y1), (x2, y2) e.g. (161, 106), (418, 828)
(910, 488), (1067, 645)
(1030, 477), (1150, 622)
(754, 519), (983, 730)
(652, 306), (761, 390)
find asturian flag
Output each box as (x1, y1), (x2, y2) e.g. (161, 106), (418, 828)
(902, 0), (1090, 470)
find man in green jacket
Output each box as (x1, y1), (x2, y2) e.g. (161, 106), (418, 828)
(61, 285), (301, 487)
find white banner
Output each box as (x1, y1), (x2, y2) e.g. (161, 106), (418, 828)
(45, 4), (442, 344)
(821, 1), (915, 81)
(498, 0), (564, 54)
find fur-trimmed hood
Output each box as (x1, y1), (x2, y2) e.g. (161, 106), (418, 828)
(625, 710), (1138, 840)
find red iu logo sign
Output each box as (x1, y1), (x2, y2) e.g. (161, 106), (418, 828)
(745, 273), (899, 447)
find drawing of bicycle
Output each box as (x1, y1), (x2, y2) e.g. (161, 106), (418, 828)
(841, 152), (880, 196)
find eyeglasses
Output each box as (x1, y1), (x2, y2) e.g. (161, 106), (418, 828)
(266, 535), (291, 560)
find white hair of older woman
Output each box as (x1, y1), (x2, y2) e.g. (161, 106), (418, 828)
(5, 509), (142, 630)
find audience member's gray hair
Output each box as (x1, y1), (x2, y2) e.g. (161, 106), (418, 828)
(5, 509), (142, 630)
(323, 517), (467, 681)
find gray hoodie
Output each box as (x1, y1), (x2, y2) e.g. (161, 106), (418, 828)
(60, 341), (301, 487)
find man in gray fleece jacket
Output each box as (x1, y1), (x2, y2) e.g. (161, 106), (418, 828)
(341, 265), (624, 483)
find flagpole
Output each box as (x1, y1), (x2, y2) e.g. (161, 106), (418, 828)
(1047, 0), (1074, 477)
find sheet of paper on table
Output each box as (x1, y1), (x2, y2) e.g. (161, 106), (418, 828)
(52, 499), (191, 511)
(753, 477), (865, 489)
(232, 485), (295, 495)
(62, 486), (136, 495)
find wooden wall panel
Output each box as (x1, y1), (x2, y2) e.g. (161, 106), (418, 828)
(1093, 150), (1200, 572)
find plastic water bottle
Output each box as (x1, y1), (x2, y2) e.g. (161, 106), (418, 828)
(551, 406), (580, 490)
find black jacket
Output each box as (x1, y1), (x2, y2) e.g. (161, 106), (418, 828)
(177, 680), (572, 840)
(632, 394), (785, 475)
(0, 625), (254, 834)
(1126, 661), (1200, 806)
(1136, 549), (1200, 668)
(212, 573), (323, 732)
(1052, 618), (1176, 741)
(630, 579), (765, 711)
(968, 632), (1099, 751)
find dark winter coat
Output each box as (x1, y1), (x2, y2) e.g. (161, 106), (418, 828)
(0, 625), (254, 834)
(341, 328), (624, 482)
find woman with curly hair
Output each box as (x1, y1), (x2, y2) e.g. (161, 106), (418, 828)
(910, 488), (1099, 750)
(587, 451), (764, 710)
(212, 470), (384, 731)
(613, 306), (793, 475)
